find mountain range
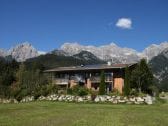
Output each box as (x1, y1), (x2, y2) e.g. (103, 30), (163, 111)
(1, 41), (168, 63)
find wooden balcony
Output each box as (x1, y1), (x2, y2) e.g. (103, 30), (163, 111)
(90, 76), (113, 83)
(53, 78), (69, 85)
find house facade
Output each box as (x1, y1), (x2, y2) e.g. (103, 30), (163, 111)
(44, 63), (136, 93)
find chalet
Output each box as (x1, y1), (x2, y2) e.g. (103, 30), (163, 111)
(44, 62), (136, 93)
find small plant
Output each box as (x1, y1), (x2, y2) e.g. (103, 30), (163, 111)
(90, 91), (98, 101)
(34, 90), (41, 100)
(130, 88), (138, 96)
(159, 92), (165, 97)
(109, 88), (120, 96)
(138, 92), (146, 97)
(67, 88), (73, 95)
(13, 89), (28, 102)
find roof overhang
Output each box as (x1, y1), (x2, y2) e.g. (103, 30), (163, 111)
(44, 63), (137, 73)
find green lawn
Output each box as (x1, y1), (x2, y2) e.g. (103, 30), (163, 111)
(0, 101), (168, 126)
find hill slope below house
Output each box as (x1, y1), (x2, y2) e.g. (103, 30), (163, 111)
(25, 51), (105, 69)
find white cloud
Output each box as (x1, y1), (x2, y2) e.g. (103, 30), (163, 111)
(116, 18), (132, 29)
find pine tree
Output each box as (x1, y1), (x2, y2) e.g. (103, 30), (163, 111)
(131, 59), (154, 93)
(123, 67), (130, 96)
(99, 70), (106, 95)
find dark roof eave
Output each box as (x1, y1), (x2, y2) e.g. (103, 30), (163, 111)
(44, 67), (125, 73)
(43, 63), (137, 73)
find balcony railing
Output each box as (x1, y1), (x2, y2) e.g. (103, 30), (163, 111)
(53, 78), (69, 85)
(90, 76), (112, 82)
(90, 76), (100, 82)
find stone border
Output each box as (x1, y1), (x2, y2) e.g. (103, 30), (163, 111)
(0, 94), (154, 105)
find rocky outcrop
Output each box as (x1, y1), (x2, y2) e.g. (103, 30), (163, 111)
(0, 49), (8, 57)
(9, 42), (39, 62)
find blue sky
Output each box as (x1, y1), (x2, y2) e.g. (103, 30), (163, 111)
(0, 0), (168, 52)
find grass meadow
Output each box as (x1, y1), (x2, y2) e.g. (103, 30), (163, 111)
(0, 101), (167, 126)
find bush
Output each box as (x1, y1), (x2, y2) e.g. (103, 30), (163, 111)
(78, 87), (88, 96)
(149, 85), (159, 97)
(67, 88), (73, 95)
(90, 91), (98, 101)
(130, 89), (138, 96)
(40, 85), (49, 96)
(15, 89), (28, 101)
(34, 90), (41, 100)
(71, 85), (89, 96)
(138, 92), (146, 97)
(40, 84), (58, 96)
(109, 88), (120, 96)
(159, 92), (165, 97)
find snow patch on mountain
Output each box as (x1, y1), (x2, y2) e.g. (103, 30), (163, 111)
(38, 51), (46, 55)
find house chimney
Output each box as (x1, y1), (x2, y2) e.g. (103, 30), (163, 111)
(107, 61), (111, 66)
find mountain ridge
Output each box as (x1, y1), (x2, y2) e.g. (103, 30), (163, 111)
(1, 41), (168, 62)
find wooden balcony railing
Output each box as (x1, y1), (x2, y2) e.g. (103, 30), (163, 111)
(90, 76), (113, 82)
(53, 78), (69, 85)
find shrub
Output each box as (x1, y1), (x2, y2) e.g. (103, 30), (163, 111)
(109, 88), (120, 96)
(15, 89), (28, 101)
(90, 91), (98, 101)
(159, 92), (165, 97)
(41, 85), (49, 96)
(138, 92), (146, 97)
(149, 85), (159, 97)
(40, 84), (58, 96)
(78, 87), (88, 96)
(67, 88), (73, 95)
(130, 88), (138, 96)
(71, 85), (89, 96)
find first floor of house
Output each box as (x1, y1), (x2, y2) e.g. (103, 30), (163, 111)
(47, 69), (125, 93)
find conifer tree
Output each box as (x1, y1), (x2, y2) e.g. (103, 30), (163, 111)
(99, 70), (106, 95)
(131, 59), (154, 93)
(123, 67), (130, 96)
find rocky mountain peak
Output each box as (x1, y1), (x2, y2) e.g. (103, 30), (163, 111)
(9, 42), (39, 62)
(0, 49), (8, 57)
(142, 41), (168, 61)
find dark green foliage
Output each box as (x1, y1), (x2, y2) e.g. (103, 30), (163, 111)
(99, 70), (106, 95)
(26, 53), (105, 69)
(0, 59), (19, 98)
(123, 67), (131, 96)
(131, 59), (154, 93)
(130, 89), (138, 96)
(73, 51), (105, 64)
(149, 85), (159, 97)
(67, 88), (73, 95)
(69, 85), (89, 96)
(149, 51), (168, 91)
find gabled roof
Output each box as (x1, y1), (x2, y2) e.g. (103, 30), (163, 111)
(44, 63), (137, 72)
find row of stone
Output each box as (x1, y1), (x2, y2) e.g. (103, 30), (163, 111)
(0, 94), (153, 104)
